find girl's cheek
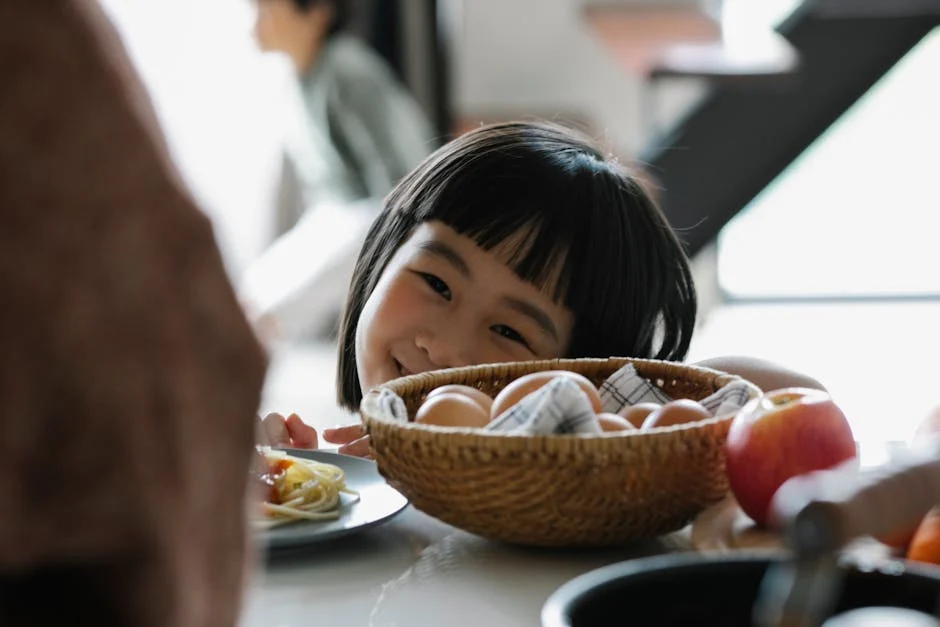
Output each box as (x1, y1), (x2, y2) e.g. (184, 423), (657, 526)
(473, 336), (530, 366)
(361, 276), (425, 342)
(392, 275), (439, 316)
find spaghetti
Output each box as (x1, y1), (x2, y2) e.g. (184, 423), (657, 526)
(255, 447), (359, 526)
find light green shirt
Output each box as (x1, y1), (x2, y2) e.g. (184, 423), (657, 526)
(251, 35), (437, 341)
(291, 34), (437, 213)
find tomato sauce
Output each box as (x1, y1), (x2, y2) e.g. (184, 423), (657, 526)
(256, 457), (292, 504)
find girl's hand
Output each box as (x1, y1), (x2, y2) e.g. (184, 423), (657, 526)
(259, 412), (319, 449)
(323, 424), (372, 459)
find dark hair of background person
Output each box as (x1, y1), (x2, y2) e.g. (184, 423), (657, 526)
(290, 0), (351, 36)
(295, 0), (453, 141)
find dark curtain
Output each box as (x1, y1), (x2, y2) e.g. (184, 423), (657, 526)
(353, 0), (452, 139)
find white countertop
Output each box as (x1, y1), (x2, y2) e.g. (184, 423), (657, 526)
(250, 343), (694, 627)
(248, 299), (940, 626)
(241, 506), (692, 627)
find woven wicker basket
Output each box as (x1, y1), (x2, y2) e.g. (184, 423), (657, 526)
(360, 357), (761, 547)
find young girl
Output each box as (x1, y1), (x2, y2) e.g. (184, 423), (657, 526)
(262, 120), (823, 454)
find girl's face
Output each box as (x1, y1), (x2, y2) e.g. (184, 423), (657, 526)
(355, 221), (574, 394)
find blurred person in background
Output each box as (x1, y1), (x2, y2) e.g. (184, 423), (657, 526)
(242, 0), (437, 343)
(253, 0), (436, 210)
(0, 1), (267, 625)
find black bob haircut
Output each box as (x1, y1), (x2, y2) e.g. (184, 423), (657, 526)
(336, 120), (697, 410)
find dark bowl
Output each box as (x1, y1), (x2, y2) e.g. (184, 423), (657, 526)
(542, 553), (940, 627)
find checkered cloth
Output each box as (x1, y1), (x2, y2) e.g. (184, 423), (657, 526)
(374, 386), (410, 422)
(484, 363), (755, 435)
(599, 363), (754, 418)
(374, 363), (755, 435)
(486, 376), (599, 434)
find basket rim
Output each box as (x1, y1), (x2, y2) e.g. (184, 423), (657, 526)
(359, 356), (760, 453)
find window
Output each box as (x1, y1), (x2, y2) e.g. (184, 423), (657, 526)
(98, 0), (288, 280)
(717, 28), (940, 300)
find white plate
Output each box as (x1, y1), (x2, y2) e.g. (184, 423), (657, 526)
(257, 449), (409, 551)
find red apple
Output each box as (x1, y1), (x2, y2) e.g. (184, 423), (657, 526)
(724, 387), (857, 528)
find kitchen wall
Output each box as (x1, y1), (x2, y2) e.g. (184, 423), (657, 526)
(444, 0), (725, 320)
(445, 0), (649, 157)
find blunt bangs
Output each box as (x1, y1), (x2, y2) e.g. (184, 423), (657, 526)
(338, 120), (697, 410)
(398, 125), (617, 303)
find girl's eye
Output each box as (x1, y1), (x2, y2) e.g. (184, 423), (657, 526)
(419, 273), (451, 300)
(492, 324), (530, 349)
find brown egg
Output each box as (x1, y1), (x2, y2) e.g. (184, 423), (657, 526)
(415, 393), (491, 428)
(641, 399), (712, 430)
(596, 413), (637, 432)
(425, 384), (493, 415)
(618, 402), (662, 429)
(490, 370), (603, 419)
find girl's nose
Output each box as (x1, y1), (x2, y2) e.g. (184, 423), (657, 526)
(414, 325), (474, 370)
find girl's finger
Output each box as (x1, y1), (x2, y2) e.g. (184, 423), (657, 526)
(337, 435), (373, 459)
(261, 412), (291, 447)
(322, 424), (365, 445)
(284, 413), (318, 449)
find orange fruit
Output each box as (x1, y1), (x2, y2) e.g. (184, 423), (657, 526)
(906, 508), (940, 565)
